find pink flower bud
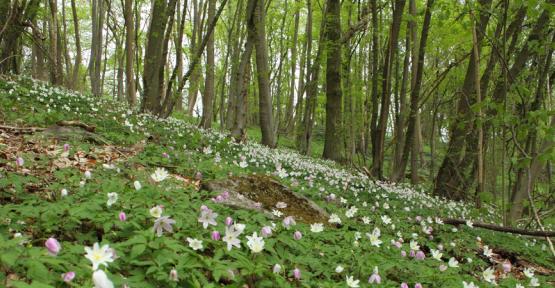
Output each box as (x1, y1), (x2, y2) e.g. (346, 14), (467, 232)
(502, 261), (511, 273)
(415, 216), (422, 222)
(62, 271), (75, 282)
(211, 231), (221, 241)
(401, 283), (409, 288)
(200, 205), (209, 211)
(368, 273), (381, 284)
(63, 143), (70, 152)
(261, 226), (272, 237)
(119, 212), (127, 221)
(293, 268), (301, 280)
(225, 217), (233, 226)
(45, 237), (61, 256)
(409, 250), (416, 257)
(401, 251), (407, 257)
(162, 152), (169, 158)
(215, 195), (224, 202)
(439, 264), (447, 271)
(169, 268), (178, 281)
(273, 264), (282, 273)
(415, 283), (423, 288)
(415, 251), (425, 260)
(222, 191), (230, 199)
(16, 157), (24, 167)
(293, 231), (302, 240)
(283, 216), (296, 228)
(195, 172), (203, 180)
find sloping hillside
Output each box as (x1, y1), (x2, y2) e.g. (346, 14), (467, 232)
(0, 76), (553, 287)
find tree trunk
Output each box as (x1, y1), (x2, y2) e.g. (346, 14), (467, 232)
(391, 0), (434, 182)
(371, 0), (406, 178)
(70, 0), (82, 90)
(187, 0), (203, 115)
(295, 0), (314, 153)
(48, 0), (63, 85)
(61, 0), (72, 86)
(124, 0), (136, 106)
(433, 0), (492, 200)
(0, 0), (41, 74)
(230, 39), (254, 141)
(141, 0), (176, 113)
(322, 0), (342, 162)
(200, 0), (216, 128)
(248, 0), (276, 147)
(89, 0), (105, 96)
(367, 0), (379, 156)
(508, 38), (553, 223)
(284, 0), (300, 132)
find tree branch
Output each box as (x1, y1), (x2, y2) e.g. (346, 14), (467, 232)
(442, 218), (555, 237)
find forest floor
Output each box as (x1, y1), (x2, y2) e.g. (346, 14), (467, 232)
(0, 75), (554, 287)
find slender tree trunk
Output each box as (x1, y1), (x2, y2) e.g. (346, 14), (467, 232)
(187, 0), (203, 115)
(61, 0), (72, 86)
(508, 39), (553, 223)
(392, 15), (411, 176)
(200, 0), (216, 128)
(89, 0), (104, 96)
(248, 0), (276, 147)
(70, 0), (82, 90)
(294, 0), (313, 148)
(433, 0), (492, 200)
(230, 40), (254, 141)
(297, 0), (323, 155)
(48, 0), (63, 85)
(284, 0), (300, 132)
(31, 18), (46, 80)
(124, 0), (136, 106)
(367, 0), (379, 156)
(371, 0), (406, 178)
(0, 0), (40, 74)
(391, 0), (434, 182)
(471, 10), (484, 207)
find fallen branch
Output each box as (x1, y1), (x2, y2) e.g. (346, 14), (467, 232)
(443, 218), (555, 237)
(0, 124), (45, 133)
(56, 120), (96, 132)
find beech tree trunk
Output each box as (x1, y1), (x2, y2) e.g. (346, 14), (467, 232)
(89, 0), (105, 96)
(322, 0), (343, 162)
(124, 0), (136, 106)
(48, 0), (63, 85)
(200, 0), (216, 129)
(247, 0), (276, 147)
(70, 0), (82, 90)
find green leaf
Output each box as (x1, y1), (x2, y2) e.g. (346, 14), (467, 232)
(26, 261), (50, 282)
(130, 244), (147, 258)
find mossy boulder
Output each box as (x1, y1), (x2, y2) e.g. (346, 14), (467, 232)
(202, 174), (329, 224)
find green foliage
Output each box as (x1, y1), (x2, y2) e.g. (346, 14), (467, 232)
(0, 77), (553, 287)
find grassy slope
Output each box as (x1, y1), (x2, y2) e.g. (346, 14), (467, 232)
(0, 76), (553, 288)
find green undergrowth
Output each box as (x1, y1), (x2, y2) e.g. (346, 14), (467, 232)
(0, 76), (553, 288)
